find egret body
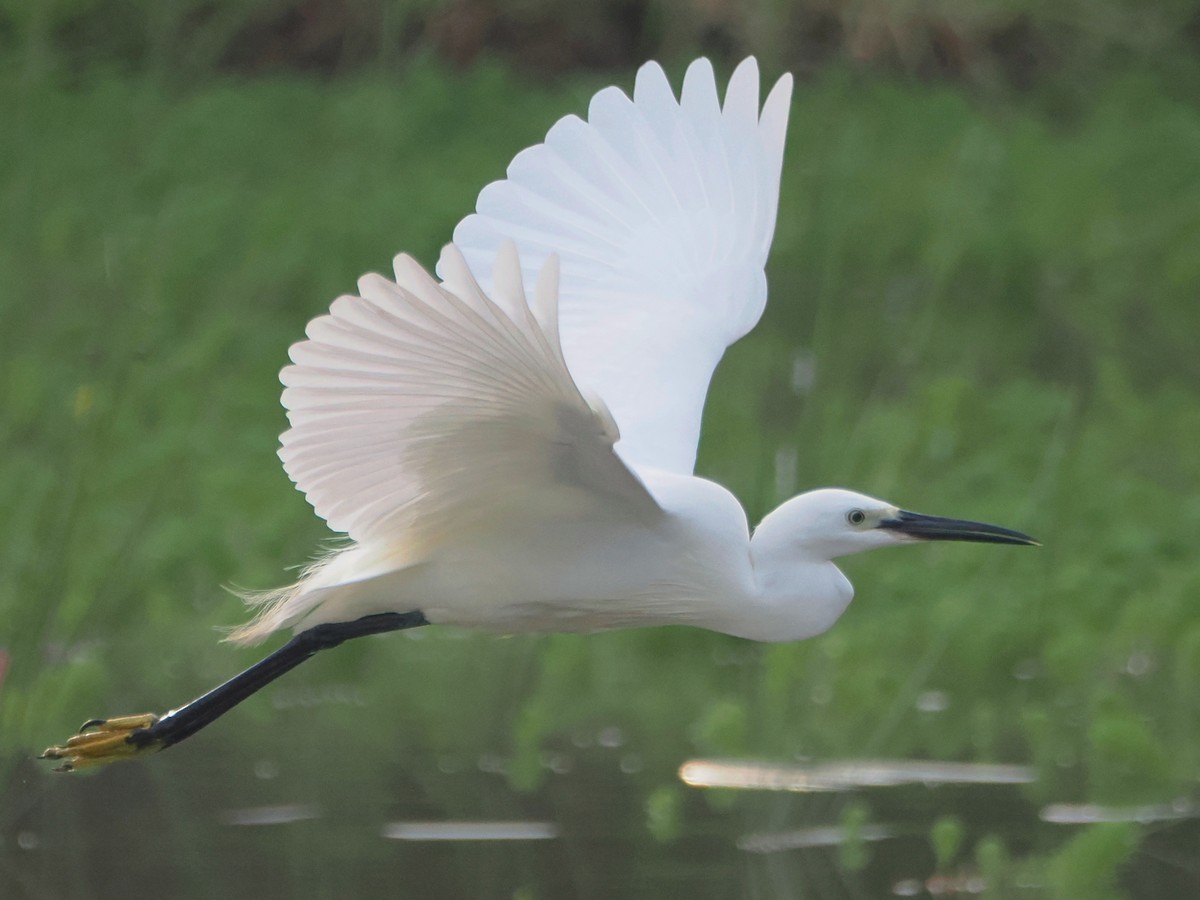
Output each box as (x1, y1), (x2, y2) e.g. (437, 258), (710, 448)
(43, 58), (1035, 771)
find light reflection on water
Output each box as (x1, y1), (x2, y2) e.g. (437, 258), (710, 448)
(738, 823), (897, 853)
(1041, 800), (1199, 825)
(679, 757), (1036, 791)
(892, 873), (989, 896)
(382, 821), (559, 841)
(222, 804), (322, 826)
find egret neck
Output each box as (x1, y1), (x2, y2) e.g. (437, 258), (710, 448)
(742, 496), (856, 643)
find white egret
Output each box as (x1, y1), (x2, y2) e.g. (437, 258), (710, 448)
(43, 57), (1035, 772)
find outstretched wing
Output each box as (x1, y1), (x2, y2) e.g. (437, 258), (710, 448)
(448, 57), (792, 475)
(278, 243), (659, 549)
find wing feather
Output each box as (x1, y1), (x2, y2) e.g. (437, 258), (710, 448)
(278, 243), (659, 547)
(448, 57), (793, 474)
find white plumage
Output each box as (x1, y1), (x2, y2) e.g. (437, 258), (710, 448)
(229, 57), (1032, 647)
(452, 57), (791, 474)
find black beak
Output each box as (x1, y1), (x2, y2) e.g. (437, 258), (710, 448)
(879, 510), (1039, 546)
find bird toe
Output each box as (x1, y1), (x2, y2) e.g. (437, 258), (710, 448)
(41, 713), (164, 772)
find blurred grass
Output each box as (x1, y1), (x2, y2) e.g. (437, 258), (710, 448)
(4, 0), (1200, 88)
(1, 51), (1198, 897)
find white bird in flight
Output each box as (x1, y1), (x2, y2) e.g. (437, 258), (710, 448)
(43, 57), (1035, 771)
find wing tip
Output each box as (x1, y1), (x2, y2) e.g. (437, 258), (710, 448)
(762, 70), (794, 125)
(436, 242), (478, 293)
(633, 59), (671, 96)
(491, 239), (527, 311)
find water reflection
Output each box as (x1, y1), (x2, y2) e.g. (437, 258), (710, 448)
(5, 743), (1197, 898)
(381, 821), (559, 841)
(222, 804), (322, 826)
(893, 873), (989, 896)
(739, 823), (897, 853)
(680, 757), (1035, 791)
(1041, 800), (1198, 825)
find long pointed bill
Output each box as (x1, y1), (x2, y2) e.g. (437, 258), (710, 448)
(878, 510), (1039, 546)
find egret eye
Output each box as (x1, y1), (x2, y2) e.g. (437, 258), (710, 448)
(847, 509), (866, 526)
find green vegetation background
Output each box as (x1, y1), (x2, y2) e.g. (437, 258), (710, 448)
(1, 2), (1198, 897)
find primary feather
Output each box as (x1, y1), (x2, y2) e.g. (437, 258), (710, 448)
(450, 57), (793, 474)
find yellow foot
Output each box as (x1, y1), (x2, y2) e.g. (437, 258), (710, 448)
(40, 713), (165, 772)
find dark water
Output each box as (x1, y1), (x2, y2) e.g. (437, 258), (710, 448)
(4, 739), (1196, 899)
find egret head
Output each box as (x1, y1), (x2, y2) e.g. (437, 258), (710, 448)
(759, 488), (1038, 562)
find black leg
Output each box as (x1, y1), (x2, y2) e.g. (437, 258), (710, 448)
(139, 610), (429, 749)
(41, 610), (428, 770)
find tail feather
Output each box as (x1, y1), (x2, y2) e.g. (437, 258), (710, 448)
(225, 541), (420, 645)
(223, 548), (348, 645)
(224, 582), (313, 646)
